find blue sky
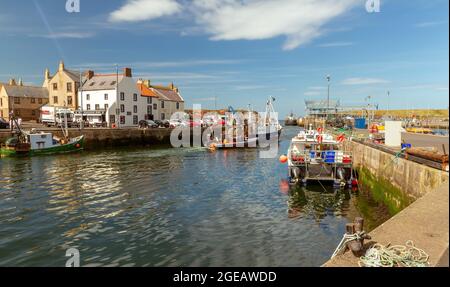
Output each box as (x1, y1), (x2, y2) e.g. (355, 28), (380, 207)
(0, 0), (448, 116)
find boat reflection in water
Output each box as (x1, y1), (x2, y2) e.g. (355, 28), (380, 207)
(282, 182), (354, 220)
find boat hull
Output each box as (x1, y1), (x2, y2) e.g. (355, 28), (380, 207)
(1, 136), (84, 157)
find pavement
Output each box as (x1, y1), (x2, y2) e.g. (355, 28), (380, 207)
(323, 183), (449, 267)
(402, 132), (449, 154)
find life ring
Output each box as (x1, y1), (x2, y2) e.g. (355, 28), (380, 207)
(112, 123), (117, 129)
(337, 134), (345, 143)
(317, 135), (323, 143)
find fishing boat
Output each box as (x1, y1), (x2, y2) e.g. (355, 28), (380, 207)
(0, 114), (84, 157)
(284, 112), (298, 126)
(257, 96), (283, 142)
(284, 126), (356, 188)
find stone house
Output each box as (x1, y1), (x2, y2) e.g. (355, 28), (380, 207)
(0, 78), (49, 121)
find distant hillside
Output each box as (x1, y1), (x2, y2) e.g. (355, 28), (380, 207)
(340, 109), (449, 119)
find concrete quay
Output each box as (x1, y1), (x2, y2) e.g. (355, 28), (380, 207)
(323, 183), (449, 267)
(322, 139), (449, 267)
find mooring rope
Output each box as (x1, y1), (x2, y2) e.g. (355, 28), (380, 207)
(358, 240), (429, 267)
(331, 233), (364, 259)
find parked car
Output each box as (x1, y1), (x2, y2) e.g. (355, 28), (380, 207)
(154, 120), (170, 128)
(139, 120), (159, 129)
(169, 119), (187, 128)
(0, 117), (9, 129)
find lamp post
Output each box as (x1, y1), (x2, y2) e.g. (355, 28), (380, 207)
(326, 75), (331, 121)
(79, 68), (84, 130)
(387, 90), (390, 119)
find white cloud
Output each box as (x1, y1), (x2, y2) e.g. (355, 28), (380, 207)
(317, 41), (354, 47)
(304, 91), (321, 96)
(36, 32), (95, 39)
(415, 21), (447, 28)
(341, 77), (389, 85)
(192, 0), (359, 50)
(109, 0), (182, 23)
(307, 86), (327, 90)
(108, 0), (359, 50)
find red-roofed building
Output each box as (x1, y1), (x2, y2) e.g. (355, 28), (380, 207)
(137, 79), (184, 121)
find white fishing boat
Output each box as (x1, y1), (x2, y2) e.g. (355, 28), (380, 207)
(284, 125), (356, 187)
(257, 96), (283, 142)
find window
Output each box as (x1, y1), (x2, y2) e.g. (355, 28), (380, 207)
(104, 104), (109, 110)
(86, 104), (91, 110)
(95, 104), (100, 110)
(147, 105), (152, 115)
(176, 102), (180, 110)
(120, 104), (125, 113)
(111, 81), (116, 86)
(53, 96), (58, 104)
(153, 103), (157, 110)
(161, 113), (165, 120)
(133, 115), (138, 125)
(99, 81), (106, 86)
(14, 97), (20, 104)
(53, 83), (58, 90)
(67, 83), (72, 92)
(86, 94), (90, 101)
(89, 82), (95, 86)
(133, 105), (137, 113)
(38, 98), (42, 104)
(147, 97), (152, 104)
(67, 96), (73, 106)
(120, 92), (125, 101)
(31, 98), (36, 104)
(120, 115), (125, 125)
(161, 100), (165, 109)
(104, 94), (108, 100)
(109, 115), (115, 125)
(133, 93), (137, 101)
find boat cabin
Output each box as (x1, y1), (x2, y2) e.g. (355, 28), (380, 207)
(28, 133), (54, 150)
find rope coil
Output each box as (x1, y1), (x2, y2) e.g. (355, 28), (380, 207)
(358, 240), (429, 267)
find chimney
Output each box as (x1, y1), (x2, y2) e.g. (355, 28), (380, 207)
(58, 60), (65, 72)
(123, 67), (132, 78)
(8, 78), (16, 86)
(86, 70), (95, 80)
(143, 79), (150, 87)
(44, 68), (50, 81)
(18, 78), (23, 86)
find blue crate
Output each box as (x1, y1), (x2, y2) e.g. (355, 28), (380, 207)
(401, 143), (412, 149)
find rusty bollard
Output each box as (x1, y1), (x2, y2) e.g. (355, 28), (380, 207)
(347, 217), (371, 257)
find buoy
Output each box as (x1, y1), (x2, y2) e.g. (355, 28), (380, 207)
(112, 123), (117, 129)
(351, 179), (359, 187)
(75, 143), (80, 148)
(279, 154), (288, 163)
(317, 127), (323, 133)
(337, 134), (345, 143)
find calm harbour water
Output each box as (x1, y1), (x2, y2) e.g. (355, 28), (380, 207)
(0, 127), (392, 267)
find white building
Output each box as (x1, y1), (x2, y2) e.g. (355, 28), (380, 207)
(77, 68), (147, 127)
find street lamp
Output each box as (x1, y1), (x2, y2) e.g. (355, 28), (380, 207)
(326, 75), (331, 120)
(387, 90), (390, 119)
